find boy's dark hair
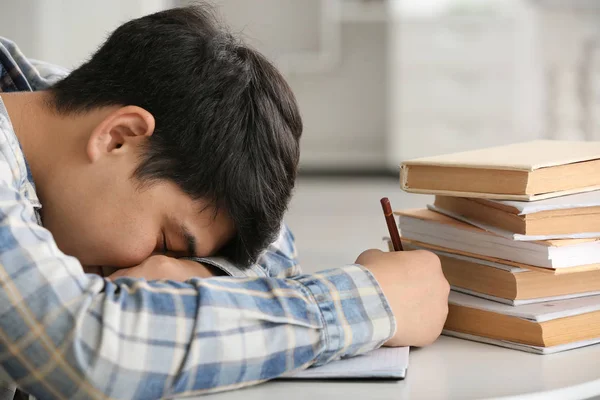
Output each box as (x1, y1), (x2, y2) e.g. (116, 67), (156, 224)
(49, 4), (302, 265)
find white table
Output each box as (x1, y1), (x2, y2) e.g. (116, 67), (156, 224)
(203, 336), (600, 400)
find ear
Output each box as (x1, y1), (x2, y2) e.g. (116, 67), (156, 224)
(86, 106), (155, 162)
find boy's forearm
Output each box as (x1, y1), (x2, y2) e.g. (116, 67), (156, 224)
(2, 265), (394, 398)
(0, 190), (395, 398)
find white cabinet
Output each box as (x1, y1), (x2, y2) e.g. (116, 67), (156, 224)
(532, 2), (600, 141)
(387, 9), (544, 167)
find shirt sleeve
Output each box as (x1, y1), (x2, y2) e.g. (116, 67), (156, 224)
(255, 223), (302, 277)
(0, 181), (396, 399)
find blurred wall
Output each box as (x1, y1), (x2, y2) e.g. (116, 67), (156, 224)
(4, 0), (599, 172)
(387, 2), (544, 165)
(535, 3), (600, 141)
(0, 0), (171, 68)
(205, 0), (390, 171)
(213, 0), (545, 168)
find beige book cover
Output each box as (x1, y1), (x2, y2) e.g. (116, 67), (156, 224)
(448, 291), (600, 322)
(443, 330), (600, 354)
(402, 140), (600, 171)
(400, 140), (600, 200)
(446, 290), (600, 348)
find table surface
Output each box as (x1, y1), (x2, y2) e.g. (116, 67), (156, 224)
(202, 336), (600, 400)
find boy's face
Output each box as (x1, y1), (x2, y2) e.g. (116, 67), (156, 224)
(45, 179), (234, 271)
(39, 107), (235, 270)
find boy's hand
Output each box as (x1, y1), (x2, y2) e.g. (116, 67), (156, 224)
(108, 255), (224, 281)
(355, 249), (450, 348)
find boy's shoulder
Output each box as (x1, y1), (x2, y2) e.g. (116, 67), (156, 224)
(0, 37), (68, 93)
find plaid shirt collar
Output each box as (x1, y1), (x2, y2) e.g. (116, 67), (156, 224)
(0, 38), (33, 92)
(0, 37), (69, 214)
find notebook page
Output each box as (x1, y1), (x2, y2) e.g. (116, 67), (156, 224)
(284, 347), (409, 380)
(490, 190), (600, 215)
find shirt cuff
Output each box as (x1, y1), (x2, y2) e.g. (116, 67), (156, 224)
(184, 256), (266, 278)
(295, 264), (397, 366)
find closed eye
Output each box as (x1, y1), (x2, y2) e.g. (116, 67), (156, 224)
(178, 223), (197, 258)
(162, 232), (169, 255)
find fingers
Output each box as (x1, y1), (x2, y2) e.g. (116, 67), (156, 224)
(107, 268), (134, 280)
(355, 249), (383, 265)
(102, 266), (120, 277)
(361, 249), (383, 257)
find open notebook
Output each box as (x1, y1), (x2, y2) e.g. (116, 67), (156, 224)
(282, 347), (409, 380)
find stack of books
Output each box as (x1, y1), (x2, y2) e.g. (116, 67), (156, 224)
(397, 140), (600, 354)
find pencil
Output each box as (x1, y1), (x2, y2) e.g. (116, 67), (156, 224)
(380, 197), (403, 251)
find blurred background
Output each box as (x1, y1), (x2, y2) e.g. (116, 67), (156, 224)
(3, 0), (600, 271)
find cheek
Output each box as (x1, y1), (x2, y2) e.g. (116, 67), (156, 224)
(57, 162), (161, 267)
(96, 217), (158, 267)
(107, 237), (155, 267)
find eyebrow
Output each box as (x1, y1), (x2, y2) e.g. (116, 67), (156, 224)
(179, 224), (197, 258)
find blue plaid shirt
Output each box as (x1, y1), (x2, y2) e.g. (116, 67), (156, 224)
(0, 37), (395, 399)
